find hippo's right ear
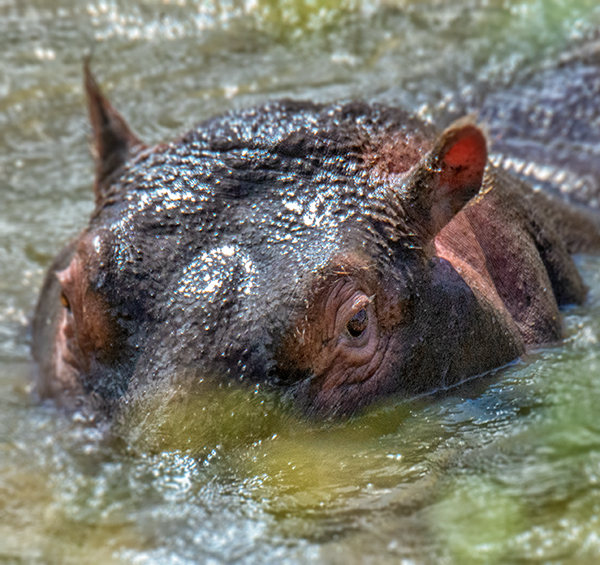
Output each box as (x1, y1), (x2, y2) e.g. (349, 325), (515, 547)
(403, 120), (488, 244)
(84, 62), (146, 204)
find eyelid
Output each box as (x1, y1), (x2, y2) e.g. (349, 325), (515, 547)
(349, 294), (372, 316)
(56, 267), (73, 288)
(334, 291), (372, 339)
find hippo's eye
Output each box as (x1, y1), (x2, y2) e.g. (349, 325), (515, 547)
(60, 292), (71, 312)
(346, 308), (368, 338)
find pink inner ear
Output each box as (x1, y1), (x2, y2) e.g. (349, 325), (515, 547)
(439, 125), (487, 194)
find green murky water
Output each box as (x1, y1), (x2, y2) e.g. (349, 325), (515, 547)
(2, 1), (600, 563)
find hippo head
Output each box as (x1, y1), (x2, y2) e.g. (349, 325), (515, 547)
(32, 68), (523, 417)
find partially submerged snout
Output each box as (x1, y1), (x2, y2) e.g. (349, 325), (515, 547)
(32, 66), (600, 417)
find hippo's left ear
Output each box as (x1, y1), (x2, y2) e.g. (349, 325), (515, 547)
(404, 120), (488, 243)
(84, 62), (146, 205)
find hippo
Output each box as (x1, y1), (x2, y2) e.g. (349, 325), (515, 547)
(31, 66), (600, 418)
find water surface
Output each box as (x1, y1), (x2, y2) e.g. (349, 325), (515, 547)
(2, 0), (600, 563)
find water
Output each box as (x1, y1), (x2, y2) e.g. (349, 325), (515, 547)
(2, 0), (600, 563)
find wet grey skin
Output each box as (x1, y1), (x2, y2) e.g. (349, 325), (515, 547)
(31, 67), (600, 418)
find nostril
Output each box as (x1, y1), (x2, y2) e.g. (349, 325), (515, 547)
(346, 308), (368, 338)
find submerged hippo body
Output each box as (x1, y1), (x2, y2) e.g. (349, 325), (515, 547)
(32, 68), (600, 417)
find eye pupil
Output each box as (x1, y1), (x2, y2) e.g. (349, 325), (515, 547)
(60, 292), (71, 311)
(346, 308), (368, 338)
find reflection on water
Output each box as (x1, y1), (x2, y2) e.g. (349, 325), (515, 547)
(2, 0), (600, 563)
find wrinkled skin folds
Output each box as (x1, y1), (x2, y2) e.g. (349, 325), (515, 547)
(32, 67), (600, 417)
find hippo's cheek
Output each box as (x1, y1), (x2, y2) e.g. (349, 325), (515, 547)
(291, 332), (403, 416)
